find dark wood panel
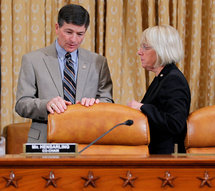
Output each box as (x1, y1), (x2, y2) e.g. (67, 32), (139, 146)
(0, 154), (215, 190)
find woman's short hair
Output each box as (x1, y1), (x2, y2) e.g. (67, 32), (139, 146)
(141, 25), (184, 66)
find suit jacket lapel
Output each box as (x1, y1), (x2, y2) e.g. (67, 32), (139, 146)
(142, 63), (176, 104)
(76, 48), (90, 101)
(142, 77), (160, 103)
(42, 43), (63, 97)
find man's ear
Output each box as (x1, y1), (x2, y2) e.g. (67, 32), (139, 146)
(55, 23), (59, 35)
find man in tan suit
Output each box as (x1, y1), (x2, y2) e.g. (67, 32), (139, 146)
(15, 4), (113, 143)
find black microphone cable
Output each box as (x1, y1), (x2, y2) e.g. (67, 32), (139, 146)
(78, 120), (134, 154)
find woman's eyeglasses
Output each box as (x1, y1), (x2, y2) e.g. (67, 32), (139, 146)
(140, 44), (152, 52)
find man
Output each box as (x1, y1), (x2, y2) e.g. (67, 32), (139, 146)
(15, 4), (113, 143)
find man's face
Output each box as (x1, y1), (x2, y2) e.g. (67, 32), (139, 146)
(55, 22), (87, 52)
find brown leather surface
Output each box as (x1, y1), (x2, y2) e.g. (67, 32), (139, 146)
(78, 144), (149, 155)
(47, 103), (150, 153)
(185, 105), (215, 149)
(186, 148), (215, 154)
(6, 122), (31, 154)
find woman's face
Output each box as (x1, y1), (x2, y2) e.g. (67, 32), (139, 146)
(137, 44), (157, 72)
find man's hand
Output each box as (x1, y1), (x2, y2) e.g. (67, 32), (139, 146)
(127, 100), (143, 111)
(47, 96), (71, 114)
(47, 97), (100, 114)
(77, 97), (100, 107)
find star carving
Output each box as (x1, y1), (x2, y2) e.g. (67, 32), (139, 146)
(42, 171), (61, 188)
(2, 171), (22, 188)
(158, 171), (176, 188)
(197, 171), (215, 187)
(120, 170), (137, 187)
(81, 171), (100, 187)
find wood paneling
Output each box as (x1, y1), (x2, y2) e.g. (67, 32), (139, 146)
(0, 154), (215, 190)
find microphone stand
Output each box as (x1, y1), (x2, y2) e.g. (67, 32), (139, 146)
(78, 120), (133, 154)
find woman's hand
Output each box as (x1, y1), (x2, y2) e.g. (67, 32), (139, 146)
(127, 100), (143, 111)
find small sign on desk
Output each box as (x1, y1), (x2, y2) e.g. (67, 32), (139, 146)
(24, 143), (78, 154)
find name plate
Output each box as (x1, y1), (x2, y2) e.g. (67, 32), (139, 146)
(24, 143), (77, 154)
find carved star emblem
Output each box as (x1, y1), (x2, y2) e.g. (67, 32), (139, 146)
(42, 171), (61, 188)
(158, 171), (176, 188)
(197, 171), (215, 187)
(2, 171), (22, 188)
(81, 171), (100, 187)
(120, 170), (137, 187)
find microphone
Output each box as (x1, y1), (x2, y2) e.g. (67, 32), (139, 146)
(125, 119), (133, 126)
(78, 120), (134, 154)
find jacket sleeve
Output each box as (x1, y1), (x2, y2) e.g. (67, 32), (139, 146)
(96, 57), (114, 103)
(15, 54), (49, 121)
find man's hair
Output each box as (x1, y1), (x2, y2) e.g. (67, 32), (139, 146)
(58, 4), (90, 29)
(141, 25), (184, 67)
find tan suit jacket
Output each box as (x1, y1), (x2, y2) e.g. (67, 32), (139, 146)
(15, 42), (113, 142)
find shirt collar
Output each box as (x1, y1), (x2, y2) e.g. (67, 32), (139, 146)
(55, 39), (78, 61)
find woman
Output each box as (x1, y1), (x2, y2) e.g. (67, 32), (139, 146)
(128, 25), (191, 154)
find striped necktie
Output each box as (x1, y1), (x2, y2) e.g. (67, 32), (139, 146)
(63, 52), (76, 104)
